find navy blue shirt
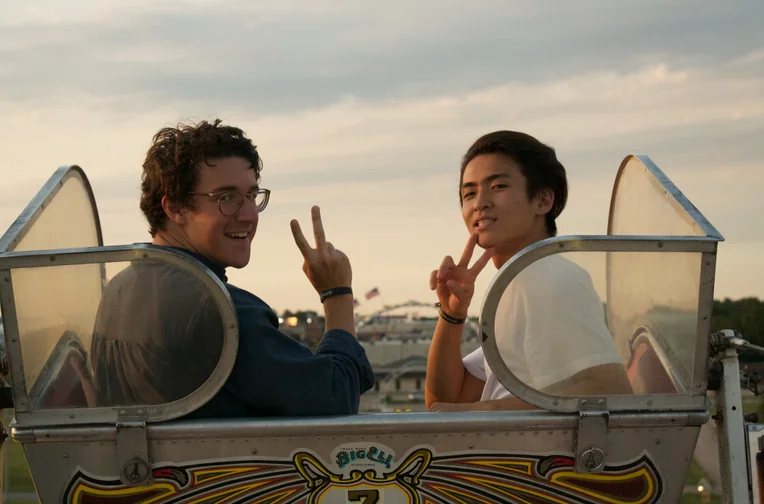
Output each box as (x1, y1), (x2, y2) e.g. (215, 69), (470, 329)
(92, 246), (374, 417)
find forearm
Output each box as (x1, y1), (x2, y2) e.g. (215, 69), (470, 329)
(542, 364), (634, 396)
(425, 318), (468, 406)
(322, 294), (356, 337)
(227, 313), (373, 415)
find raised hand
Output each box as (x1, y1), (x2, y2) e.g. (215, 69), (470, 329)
(291, 206), (352, 294)
(429, 233), (494, 319)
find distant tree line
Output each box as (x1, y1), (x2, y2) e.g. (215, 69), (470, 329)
(711, 298), (764, 361)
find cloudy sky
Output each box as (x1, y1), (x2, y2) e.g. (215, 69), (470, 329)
(1, 0), (762, 315)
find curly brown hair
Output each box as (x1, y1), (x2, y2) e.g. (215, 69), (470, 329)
(140, 119), (263, 236)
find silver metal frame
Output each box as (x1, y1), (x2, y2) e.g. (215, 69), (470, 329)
(747, 424), (763, 503)
(0, 270), (28, 413)
(608, 155), (723, 398)
(481, 236), (715, 413)
(0, 244), (239, 426)
(693, 252), (718, 394)
(0, 159), (732, 503)
(0, 165), (106, 417)
(0, 166), (103, 253)
(715, 348), (750, 502)
(480, 154), (723, 414)
(16, 408), (709, 442)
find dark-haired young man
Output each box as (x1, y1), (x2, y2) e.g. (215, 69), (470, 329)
(91, 119), (373, 417)
(424, 131), (631, 412)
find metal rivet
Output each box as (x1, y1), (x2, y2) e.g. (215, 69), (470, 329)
(251, 449), (258, 455)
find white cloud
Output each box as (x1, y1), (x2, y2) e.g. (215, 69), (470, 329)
(2, 0), (761, 114)
(237, 62), (763, 175)
(0, 2), (762, 313)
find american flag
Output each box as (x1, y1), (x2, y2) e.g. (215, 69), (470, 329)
(364, 287), (380, 300)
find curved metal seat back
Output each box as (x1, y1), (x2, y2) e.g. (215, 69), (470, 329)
(606, 155), (722, 397)
(0, 166), (104, 415)
(0, 165), (104, 255)
(0, 166), (239, 427)
(480, 154), (723, 414)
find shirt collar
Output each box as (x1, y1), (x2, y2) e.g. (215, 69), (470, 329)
(153, 245), (229, 283)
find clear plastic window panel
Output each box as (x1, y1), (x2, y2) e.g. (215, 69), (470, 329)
(12, 175), (100, 253)
(11, 258), (224, 410)
(490, 250), (702, 397)
(609, 157), (707, 237)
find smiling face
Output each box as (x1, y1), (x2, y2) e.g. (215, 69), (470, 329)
(460, 154), (553, 263)
(172, 157), (259, 268)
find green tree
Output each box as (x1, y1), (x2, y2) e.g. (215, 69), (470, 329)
(711, 297), (764, 360)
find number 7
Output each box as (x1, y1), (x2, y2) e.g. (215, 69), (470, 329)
(348, 489), (380, 503)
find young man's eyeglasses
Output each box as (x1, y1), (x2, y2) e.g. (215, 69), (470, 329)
(189, 189), (271, 216)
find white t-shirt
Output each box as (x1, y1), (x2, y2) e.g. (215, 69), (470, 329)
(463, 254), (622, 401)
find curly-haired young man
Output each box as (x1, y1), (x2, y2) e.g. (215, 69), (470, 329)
(91, 119), (373, 417)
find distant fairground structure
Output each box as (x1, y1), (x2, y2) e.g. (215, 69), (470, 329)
(355, 300), (480, 407)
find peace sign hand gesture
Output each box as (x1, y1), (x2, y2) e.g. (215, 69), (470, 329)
(291, 206), (352, 294)
(429, 233), (494, 319)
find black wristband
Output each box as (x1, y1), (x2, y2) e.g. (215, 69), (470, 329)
(437, 304), (466, 325)
(320, 287), (353, 303)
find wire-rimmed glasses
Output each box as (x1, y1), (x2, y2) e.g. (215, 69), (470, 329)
(189, 189), (270, 216)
